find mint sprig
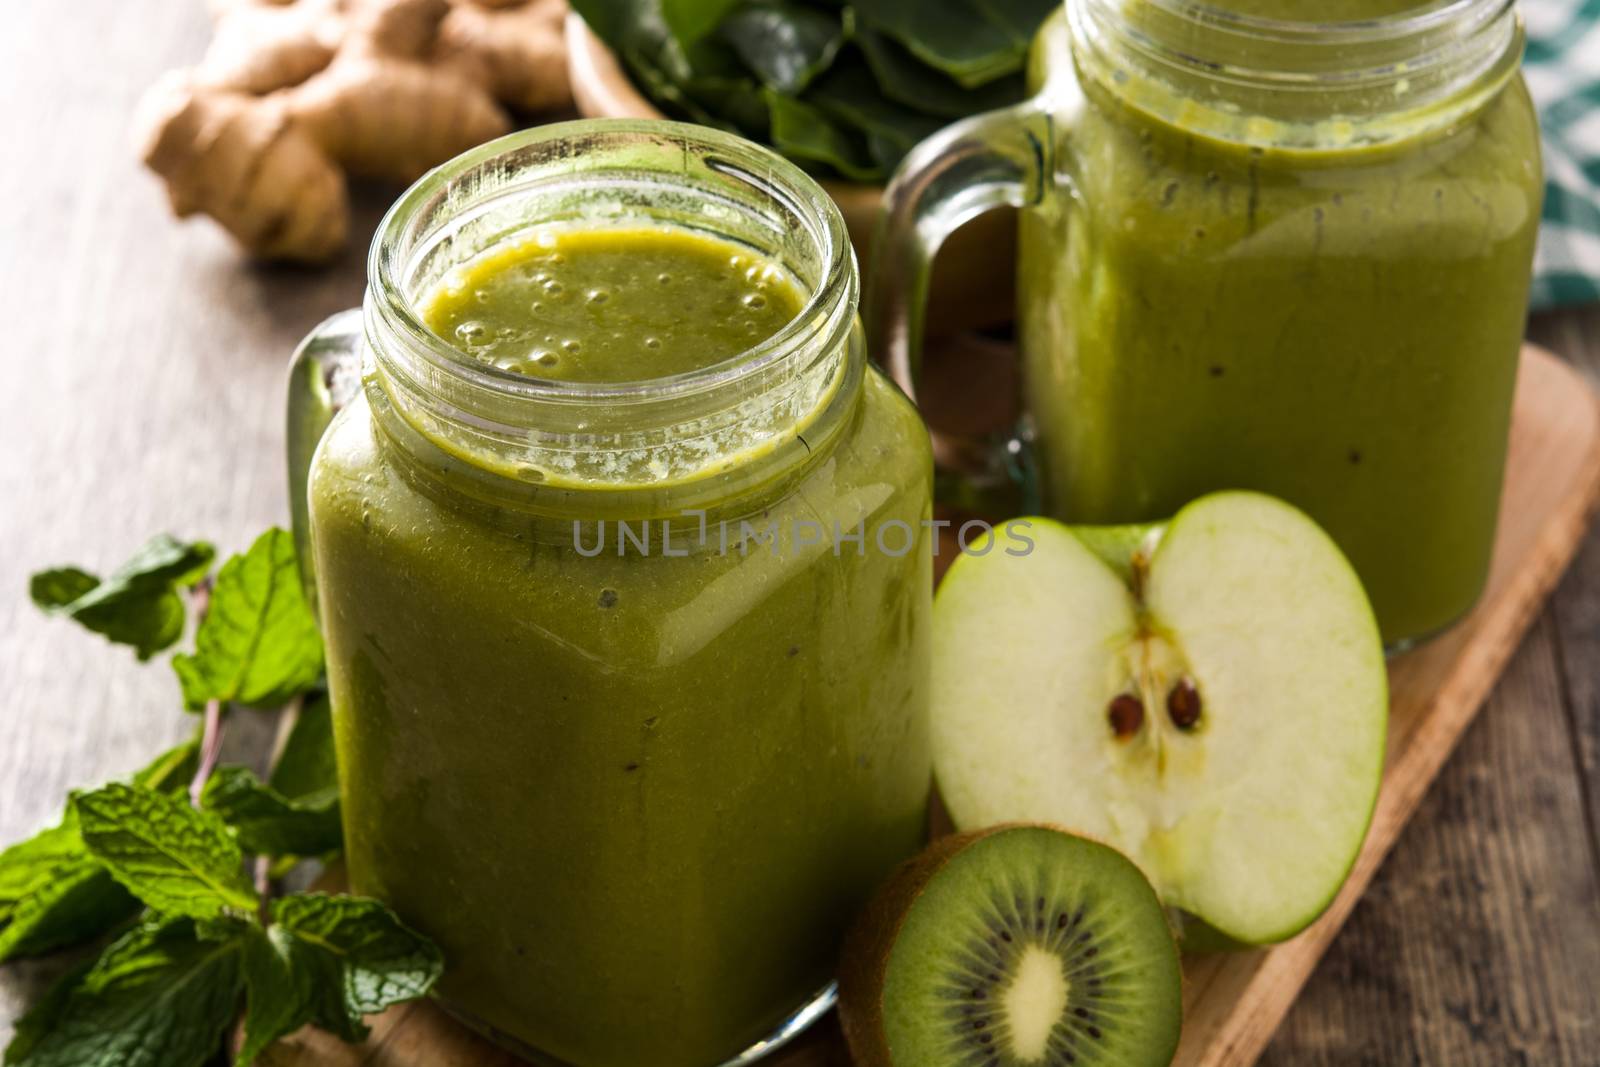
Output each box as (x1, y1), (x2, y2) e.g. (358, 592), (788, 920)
(2, 530), (444, 1066)
(0, 816), (134, 963)
(30, 535), (214, 661)
(174, 528), (324, 711)
(270, 894), (444, 1040)
(264, 694), (338, 806)
(73, 784), (260, 922)
(202, 767), (342, 860)
(6, 918), (247, 1067)
(233, 894), (445, 1061)
(0, 742), (197, 963)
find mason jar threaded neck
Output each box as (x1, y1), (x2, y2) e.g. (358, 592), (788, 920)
(1066, 0), (1523, 148)
(359, 119), (860, 508)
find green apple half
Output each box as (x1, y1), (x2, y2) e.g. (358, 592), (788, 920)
(933, 491), (1388, 945)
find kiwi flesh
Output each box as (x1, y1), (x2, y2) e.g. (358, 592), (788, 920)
(839, 825), (1182, 1067)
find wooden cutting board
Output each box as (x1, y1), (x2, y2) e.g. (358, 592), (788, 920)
(259, 345), (1600, 1067)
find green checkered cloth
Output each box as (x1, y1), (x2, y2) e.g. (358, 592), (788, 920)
(1525, 0), (1600, 307)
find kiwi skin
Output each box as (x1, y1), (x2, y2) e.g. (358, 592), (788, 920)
(837, 823), (1183, 1067)
(838, 830), (977, 1066)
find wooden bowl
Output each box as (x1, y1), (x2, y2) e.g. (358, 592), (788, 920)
(563, 13), (1016, 337)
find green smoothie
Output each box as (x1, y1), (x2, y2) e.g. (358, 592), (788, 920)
(421, 226), (804, 381)
(308, 221), (933, 1066)
(1018, 6), (1542, 643)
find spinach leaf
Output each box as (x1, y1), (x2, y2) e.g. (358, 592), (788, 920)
(851, 0), (1051, 87)
(764, 88), (882, 181)
(720, 1), (848, 94)
(856, 29), (1026, 119)
(571, 0), (1052, 180)
(662, 0), (744, 43)
(977, 0), (1066, 43)
(805, 54), (944, 172)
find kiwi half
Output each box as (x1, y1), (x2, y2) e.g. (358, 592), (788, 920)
(839, 825), (1181, 1067)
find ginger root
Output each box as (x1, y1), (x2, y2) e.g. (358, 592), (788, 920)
(136, 0), (571, 263)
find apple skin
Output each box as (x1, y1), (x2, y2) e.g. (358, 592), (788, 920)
(931, 491), (1389, 948)
(1172, 912), (1255, 954)
(1059, 522), (1152, 585)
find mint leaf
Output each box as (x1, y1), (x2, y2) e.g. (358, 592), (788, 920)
(1, 956), (93, 1064)
(30, 536), (214, 660)
(271, 893), (443, 1041)
(0, 814), (136, 962)
(228, 895), (443, 1057)
(267, 693), (338, 805)
(172, 528), (323, 710)
(3, 918), (244, 1067)
(237, 925), (315, 1063)
(202, 766), (341, 859)
(27, 568), (99, 608)
(131, 738), (202, 793)
(0, 741), (200, 961)
(73, 784), (257, 921)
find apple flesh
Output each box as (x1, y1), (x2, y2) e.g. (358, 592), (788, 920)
(932, 491), (1388, 945)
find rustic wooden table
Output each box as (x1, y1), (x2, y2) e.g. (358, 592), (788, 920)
(2, 2), (1598, 1063)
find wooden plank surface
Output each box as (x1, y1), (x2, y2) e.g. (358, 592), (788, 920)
(2, 2), (1600, 1064)
(245, 346), (1600, 1067)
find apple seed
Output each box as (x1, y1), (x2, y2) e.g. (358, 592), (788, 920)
(1167, 677), (1202, 730)
(1107, 693), (1144, 739)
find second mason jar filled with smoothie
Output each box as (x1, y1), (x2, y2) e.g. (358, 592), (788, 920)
(296, 121), (934, 1067)
(870, 0), (1542, 646)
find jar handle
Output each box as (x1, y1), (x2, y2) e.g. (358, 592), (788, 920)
(285, 308), (364, 612)
(865, 99), (1052, 511)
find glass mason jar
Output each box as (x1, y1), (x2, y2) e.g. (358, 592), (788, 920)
(869, 0), (1542, 647)
(288, 121), (933, 1067)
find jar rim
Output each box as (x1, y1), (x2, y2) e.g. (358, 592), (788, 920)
(358, 118), (864, 509)
(1072, 0), (1517, 87)
(367, 118), (855, 406)
(1140, 0), (1499, 44)
(1064, 0), (1523, 147)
